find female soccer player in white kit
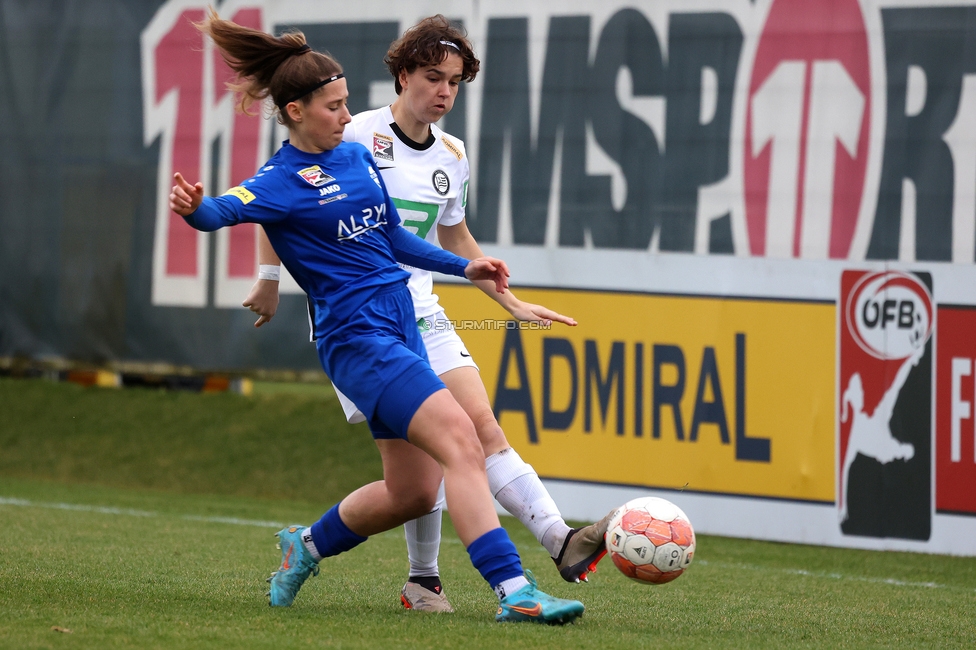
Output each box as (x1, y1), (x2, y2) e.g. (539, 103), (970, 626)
(245, 16), (615, 612)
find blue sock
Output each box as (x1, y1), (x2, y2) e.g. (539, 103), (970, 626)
(309, 503), (367, 559)
(466, 527), (524, 588)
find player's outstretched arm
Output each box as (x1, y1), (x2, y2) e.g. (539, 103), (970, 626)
(242, 227), (281, 328)
(439, 220), (577, 326)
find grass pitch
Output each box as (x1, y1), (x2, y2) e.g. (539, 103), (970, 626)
(1, 378), (975, 648)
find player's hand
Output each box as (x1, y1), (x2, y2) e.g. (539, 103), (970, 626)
(508, 301), (577, 327)
(465, 256), (510, 294)
(169, 172), (204, 216)
(242, 279), (280, 328)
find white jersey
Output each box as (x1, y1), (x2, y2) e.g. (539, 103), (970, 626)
(343, 105), (469, 319)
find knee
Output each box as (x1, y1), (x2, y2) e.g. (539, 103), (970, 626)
(469, 407), (507, 453)
(393, 484), (440, 518)
(443, 412), (485, 467)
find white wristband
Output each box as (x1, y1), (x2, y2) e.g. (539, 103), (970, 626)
(258, 264), (281, 281)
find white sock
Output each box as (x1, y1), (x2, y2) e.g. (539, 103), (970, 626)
(300, 527), (322, 562)
(495, 575), (530, 600)
(403, 480), (445, 578)
(485, 448), (571, 558)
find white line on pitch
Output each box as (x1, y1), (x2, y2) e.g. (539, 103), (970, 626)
(0, 495), (286, 529)
(0, 495), (528, 548)
(695, 559), (974, 593)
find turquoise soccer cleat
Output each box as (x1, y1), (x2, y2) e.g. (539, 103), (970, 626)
(495, 571), (584, 625)
(267, 525), (319, 607)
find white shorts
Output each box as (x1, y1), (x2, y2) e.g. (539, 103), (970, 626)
(334, 309), (479, 424)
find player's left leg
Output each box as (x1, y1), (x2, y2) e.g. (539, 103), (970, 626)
(331, 364), (453, 610)
(267, 440), (442, 607)
(400, 481), (454, 612)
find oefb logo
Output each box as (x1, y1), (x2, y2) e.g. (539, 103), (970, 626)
(838, 270), (933, 541)
(846, 271), (933, 361)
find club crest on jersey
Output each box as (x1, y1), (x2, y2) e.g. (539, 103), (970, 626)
(373, 133), (394, 161)
(297, 165), (335, 187)
(432, 169), (449, 196)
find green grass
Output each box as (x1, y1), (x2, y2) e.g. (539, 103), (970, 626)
(2, 377), (976, 648)
(0, 377), (381, 502)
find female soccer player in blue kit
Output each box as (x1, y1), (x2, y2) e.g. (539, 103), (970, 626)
(169, 10), (583, 625)
(243, 16), (615, 614)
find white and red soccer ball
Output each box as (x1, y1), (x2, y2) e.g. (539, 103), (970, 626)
(605, 497), (696, 585)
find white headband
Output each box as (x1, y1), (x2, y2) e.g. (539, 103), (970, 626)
(440, 40), (460, 51)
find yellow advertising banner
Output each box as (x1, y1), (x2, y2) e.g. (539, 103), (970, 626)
(436, 284), (835, 503)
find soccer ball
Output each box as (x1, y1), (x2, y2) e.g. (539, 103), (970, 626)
(605, 496), (696, 585)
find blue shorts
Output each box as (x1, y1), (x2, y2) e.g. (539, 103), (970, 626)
(316, 284), (445, 440)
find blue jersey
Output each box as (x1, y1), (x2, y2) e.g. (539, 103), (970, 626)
(183, 141), (467, 337)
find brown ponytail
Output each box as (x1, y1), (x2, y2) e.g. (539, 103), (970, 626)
(197, 8), (342, 126)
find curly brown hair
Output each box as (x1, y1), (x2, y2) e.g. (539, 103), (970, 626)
(385, 15), (479, 94)
(196, 8), (343, 127)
